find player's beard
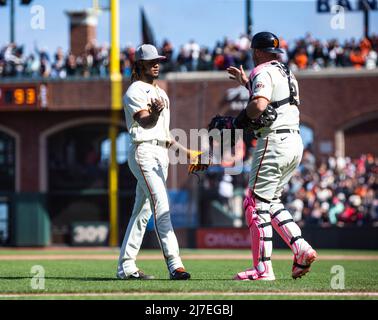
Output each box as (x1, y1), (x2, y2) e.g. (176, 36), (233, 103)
(144, 72), (158, 83)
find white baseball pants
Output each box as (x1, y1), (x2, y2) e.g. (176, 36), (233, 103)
(117, 142), (184, 276)
(249, 131), (304, 201)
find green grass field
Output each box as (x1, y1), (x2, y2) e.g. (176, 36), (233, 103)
(0, 249), (377, 300)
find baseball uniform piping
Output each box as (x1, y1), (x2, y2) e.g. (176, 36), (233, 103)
(135, 145), (169, 262)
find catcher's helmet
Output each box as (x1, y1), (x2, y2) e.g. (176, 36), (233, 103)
(251, 32), (284, 54)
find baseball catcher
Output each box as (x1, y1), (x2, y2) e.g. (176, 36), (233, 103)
(205, 32), (317, 281)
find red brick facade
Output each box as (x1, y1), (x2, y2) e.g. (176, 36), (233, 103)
(66, 10), (98, 56)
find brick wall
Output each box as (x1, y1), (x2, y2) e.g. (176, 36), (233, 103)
(345, 118), (378, 158)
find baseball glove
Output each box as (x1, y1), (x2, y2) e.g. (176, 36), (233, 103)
(188, 150), (212, 174)
(207, 115), (235, 131)
(207, 114), (238, 147)
(248, 105), (278, 130)
(208, 105), (277, 134)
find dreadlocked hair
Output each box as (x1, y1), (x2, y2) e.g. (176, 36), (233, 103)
(131, 61), (144, 83)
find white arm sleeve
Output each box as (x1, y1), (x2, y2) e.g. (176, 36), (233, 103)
(251, 71), (273, 101)
(124, 86), (149, 117)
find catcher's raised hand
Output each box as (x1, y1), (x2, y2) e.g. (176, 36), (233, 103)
(227, 65), (248, 86)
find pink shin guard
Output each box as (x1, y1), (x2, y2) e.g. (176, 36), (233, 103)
(244, 189), (256, 228)
(271, 207), (303, 256)
(244, 190), (271, 270)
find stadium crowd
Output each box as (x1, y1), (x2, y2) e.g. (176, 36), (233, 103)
(201, 151), (378, 228)
(284, 152), (378, 227)
(1, 33), (378, 78)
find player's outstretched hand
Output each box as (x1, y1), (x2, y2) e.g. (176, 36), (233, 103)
(149, 98), (165, 116)
(227, 65), (248, 86)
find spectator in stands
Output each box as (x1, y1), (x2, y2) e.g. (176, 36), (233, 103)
(366, 46), (377, 70)
(40, 56), (51, 78)
(197, 47), (213, 71)
(160, 39), (174, 73)
(294, 47), (308, 70)
(328, 40), (344, 67)
(52, 47), (66, 78)
(2, 43), (22, 77)
(350, 46), (366, 69)
(120, 52), (131, 77)
(184, 39), (200, 71)
(98, 44), (110, 77)
(360, 37), (372, 57)
(312, 40), (328, 68)
(222, 44), (236, 70)
(213, 46), (225, 70)
(65, 53), (77, 77)
(328, 194), (345, 224)
(176, 46), (191, 72)
(35, 45), (49, 62)
(279, 37), (289, 64)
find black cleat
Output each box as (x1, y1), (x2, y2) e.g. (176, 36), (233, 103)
(170, 268), (191, 280)
(118, 270), (155, 280)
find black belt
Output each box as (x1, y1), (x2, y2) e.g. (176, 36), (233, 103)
(256, 129), (299, 138)
(136, 140), (171, 148)
(275, 129), (299, 134)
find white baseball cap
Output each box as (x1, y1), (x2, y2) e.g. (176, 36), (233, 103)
(135, 44), (166, 61)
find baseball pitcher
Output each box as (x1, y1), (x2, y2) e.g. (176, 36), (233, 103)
(117, 44), (198, 280)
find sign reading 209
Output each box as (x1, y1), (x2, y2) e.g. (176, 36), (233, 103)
(71, 222), (109, 246)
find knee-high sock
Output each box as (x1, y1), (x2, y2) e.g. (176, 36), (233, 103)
(270, 202), (309, 256)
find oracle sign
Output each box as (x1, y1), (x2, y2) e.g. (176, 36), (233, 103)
(196, 228), (250, 249)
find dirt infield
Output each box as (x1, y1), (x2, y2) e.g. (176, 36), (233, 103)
(0, 253), (377, 261)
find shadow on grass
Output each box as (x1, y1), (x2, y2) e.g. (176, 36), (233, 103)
(0, 276), (237, 281)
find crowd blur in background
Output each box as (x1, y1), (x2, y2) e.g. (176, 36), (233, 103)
(1, 32), (378, 78)
(199, 147), (378, 228)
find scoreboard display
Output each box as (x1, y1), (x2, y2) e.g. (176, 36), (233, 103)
(0, 84), (48, 109)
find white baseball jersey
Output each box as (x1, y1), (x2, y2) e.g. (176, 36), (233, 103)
(247, 60), (304, 201)
(123, 80), (171, 143)
(247, 60), (300, 134)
